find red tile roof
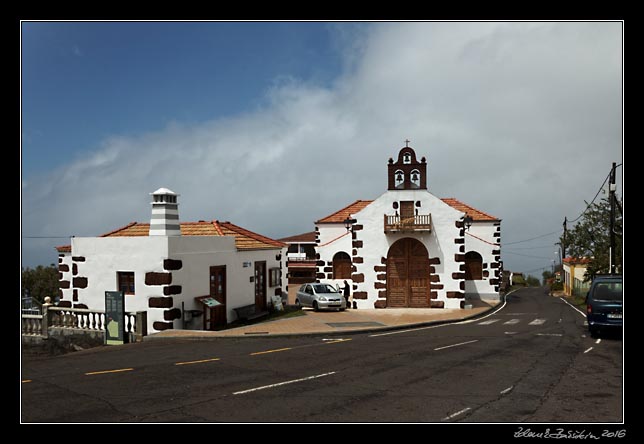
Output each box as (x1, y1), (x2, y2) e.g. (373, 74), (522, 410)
(317, 197), (499, 224)
(96, 220), (285, 251)
(316, 200), (374, 224)
(55, 245), (71, 253)
(278, 231), (317, 243)
(563, 256), (591, 265)
(440, 198), (500, 221)
(216, 221), (286, 250)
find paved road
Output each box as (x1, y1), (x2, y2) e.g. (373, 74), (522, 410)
(21, 287), (623, 423)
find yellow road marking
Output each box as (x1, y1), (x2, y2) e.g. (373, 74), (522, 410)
(175, 358), (220, 366)
(22, 379), (32, 383)
(85, 368), (134, 376)
(250, 347), (292, 356)
(323, 338), (353, 345)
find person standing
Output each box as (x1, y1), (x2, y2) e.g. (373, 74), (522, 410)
(342, 280), (351, 309)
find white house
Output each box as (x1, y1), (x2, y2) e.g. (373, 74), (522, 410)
(313, 144), (502, 309)
(56, 188), (286, 333)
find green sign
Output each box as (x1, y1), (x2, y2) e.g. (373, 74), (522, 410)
(202, 297), (221, 307)
(105, 291), (125, 345)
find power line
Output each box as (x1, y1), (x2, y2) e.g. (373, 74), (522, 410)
(504, 245), (561, 251)
(567, 163), (622, 224)
(503, 230), (562, 246)
(503, 251), (555, 260)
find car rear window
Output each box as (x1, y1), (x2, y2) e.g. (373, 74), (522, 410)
(591, 282), (623, 302)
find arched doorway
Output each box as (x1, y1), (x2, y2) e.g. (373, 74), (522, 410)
(386, 238), (431, 307)
(333, 251), (352, 279)
(464, 251), (483, 280)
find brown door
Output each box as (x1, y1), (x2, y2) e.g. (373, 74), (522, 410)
(209, 266), (227, 329)
(386, 238), (430, 307)
(400, 201), (415, 225)
(255, 261), (267, 311)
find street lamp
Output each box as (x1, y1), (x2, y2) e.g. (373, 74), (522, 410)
(343, 217), (357, 232)
(463, 215), (473, 231)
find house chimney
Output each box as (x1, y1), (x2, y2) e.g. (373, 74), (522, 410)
(149, 188), (181, 236)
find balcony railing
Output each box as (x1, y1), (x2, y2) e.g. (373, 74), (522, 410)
(384, 214), (432, 233)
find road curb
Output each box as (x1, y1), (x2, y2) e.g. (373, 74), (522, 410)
(143, 292), (512, 342)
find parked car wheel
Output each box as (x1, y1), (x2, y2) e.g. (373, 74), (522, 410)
(313, 301), (319, 312)
(589, 325), (598, 338)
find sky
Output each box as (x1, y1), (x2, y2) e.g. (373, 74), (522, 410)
(21, 21), (623, 277)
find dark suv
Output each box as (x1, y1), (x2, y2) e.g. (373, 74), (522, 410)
(586, 275), (622, 337)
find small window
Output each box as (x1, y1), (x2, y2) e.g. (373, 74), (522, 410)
(117, 272), (135, 295)
(269, 268), (281, 287)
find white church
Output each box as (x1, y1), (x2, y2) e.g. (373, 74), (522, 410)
(312, 144), (502, 309)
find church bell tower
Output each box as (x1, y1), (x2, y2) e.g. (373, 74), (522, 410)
(387, 141), (427, 191)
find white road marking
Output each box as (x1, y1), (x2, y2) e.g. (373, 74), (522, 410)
(535, 333), (563, 337)
(583, 347), (594, 354)
(528, 319), (547, 326)
(233, 372), (337, 395)
(442, 407), (471, 421)
(500, 386), (513, 395)
(504, 331), (518, 335)
(370, 289), (515, 338)
(85, 368), (134, 376)
(560, 297), (587, 318)
(323, 338), (353, 345)
(434, 340), (478, 351)
(478, 319), (500, 325)
(503, 319), (520, 325)
(595, 338), (602, 344)
(175, 357), (220, 366)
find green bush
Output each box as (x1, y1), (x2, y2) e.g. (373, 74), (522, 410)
(550, 281), (564, 291)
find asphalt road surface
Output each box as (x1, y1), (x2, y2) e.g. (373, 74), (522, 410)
(21, 287), (623, 423)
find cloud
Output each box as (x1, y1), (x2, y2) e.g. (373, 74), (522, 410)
(22, 22), (622, 274)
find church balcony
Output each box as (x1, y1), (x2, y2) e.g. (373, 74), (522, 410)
(384, 214), (432, 233)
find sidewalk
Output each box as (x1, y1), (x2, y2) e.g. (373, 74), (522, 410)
(145, 298), (501, 341)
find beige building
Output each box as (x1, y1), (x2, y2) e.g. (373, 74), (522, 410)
(562, 256), (591, 297)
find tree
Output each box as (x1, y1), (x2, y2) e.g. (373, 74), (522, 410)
(562, 197), (622, 280)
(21, 264), (59, 305)
(542, 270), (554, 286)
(525, 275), (541, 287)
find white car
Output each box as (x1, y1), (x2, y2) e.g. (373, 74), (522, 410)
(295, 283), (347, 311)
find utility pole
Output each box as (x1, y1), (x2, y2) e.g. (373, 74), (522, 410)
(609, 162), (616, 275)
(562, 217), (567, 260)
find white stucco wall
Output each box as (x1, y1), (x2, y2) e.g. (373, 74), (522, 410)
(71, 236), (169, 333)
(169, 236), (285, 328)
(463, 221), (501, 301)
(69, 236), (285, 333)
(316, 190), (471, 309)
(315, 223), (353, 289)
